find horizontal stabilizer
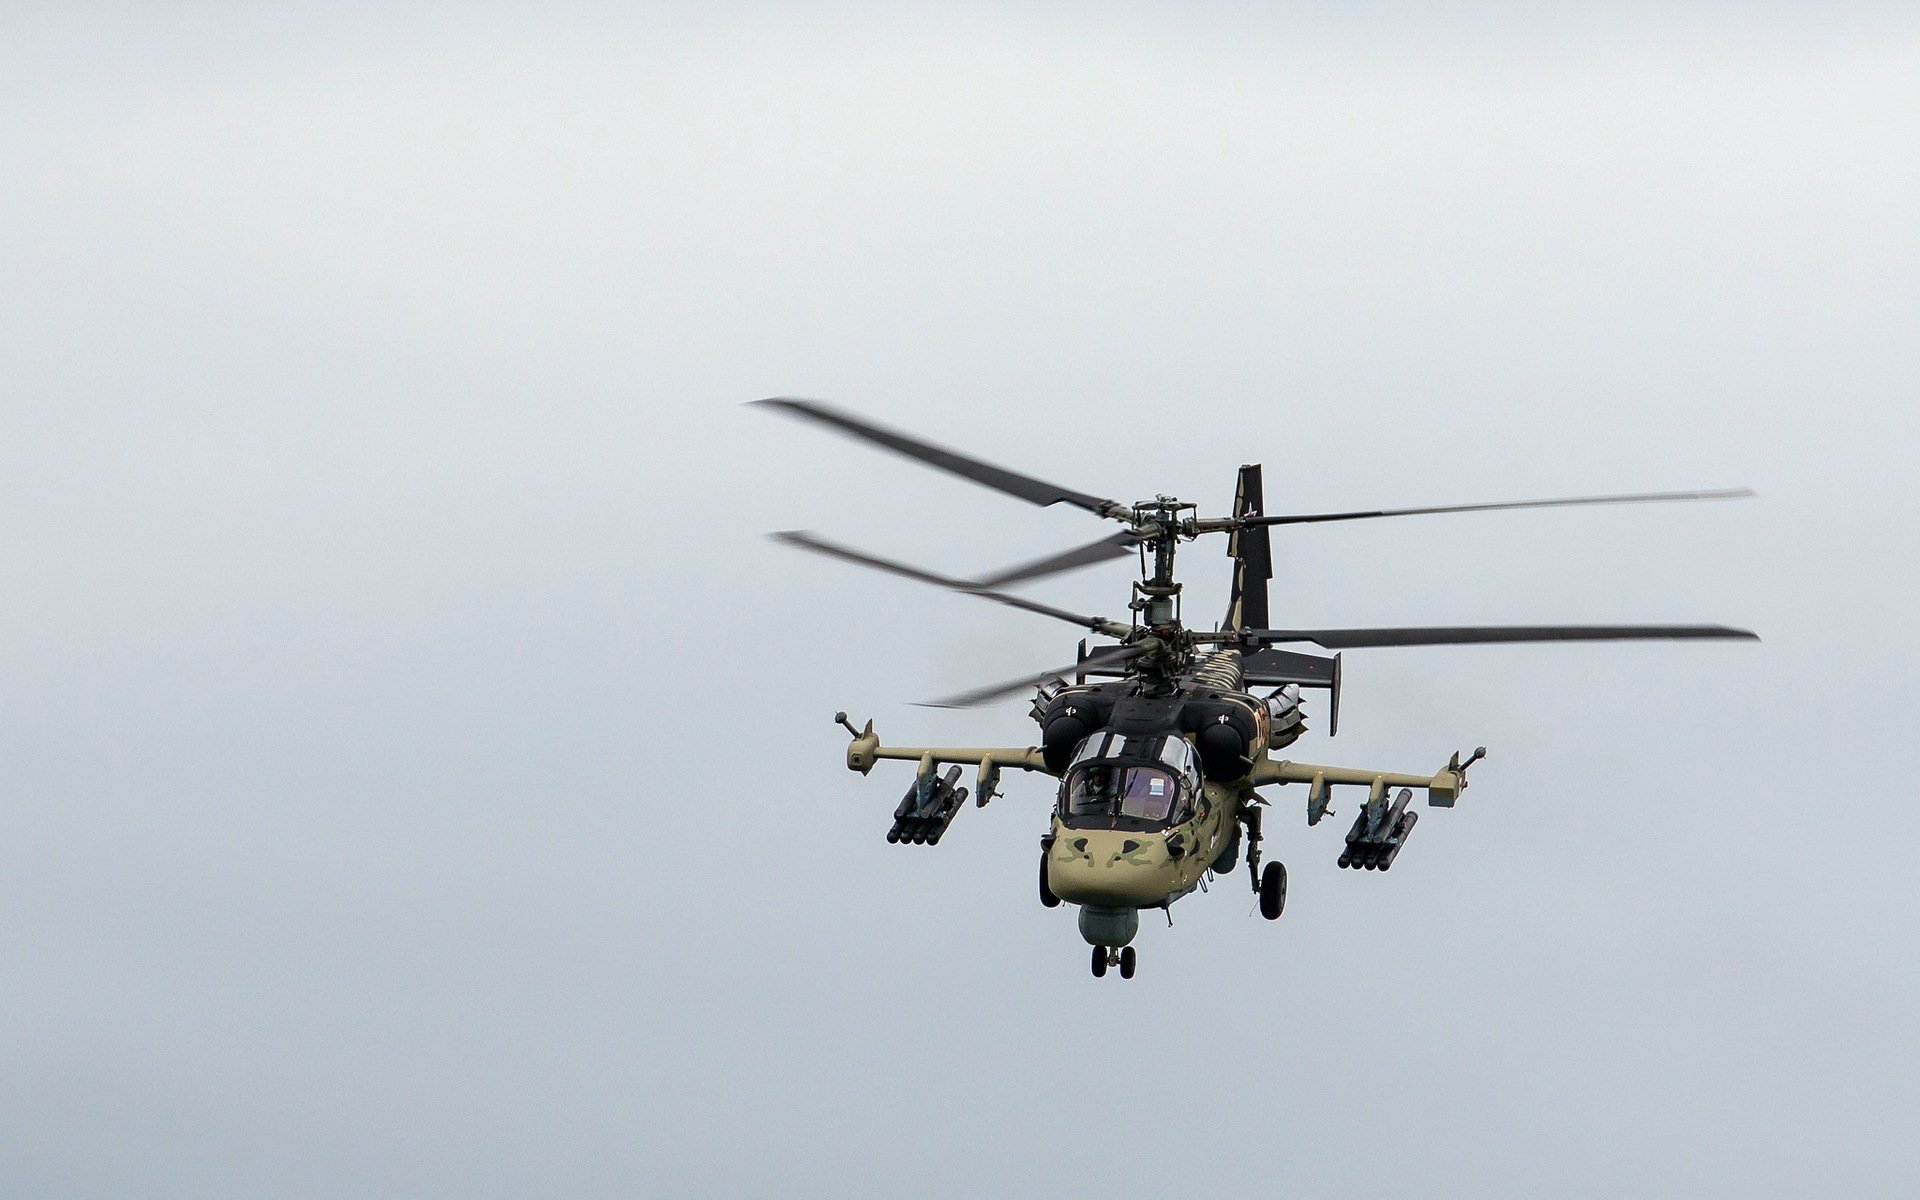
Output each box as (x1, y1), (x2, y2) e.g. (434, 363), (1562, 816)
(1241, 647), (1338, 687)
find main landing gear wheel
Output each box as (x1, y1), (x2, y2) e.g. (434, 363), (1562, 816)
(1040, 853), (1060, 908)
(1091, 946), (1108, 978)
(1119, 946), (1136, 979)
(1260, 861), (1288, 920)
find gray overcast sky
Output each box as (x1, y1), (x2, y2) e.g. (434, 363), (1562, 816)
(2, 5), (1916, 1197)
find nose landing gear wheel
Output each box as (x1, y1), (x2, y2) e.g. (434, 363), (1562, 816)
(1091, 946), (1108, 978)
(1119, 946), (1136, 979)
(1259, 861), (1288, 920)
(1040, 853), (1060, 908)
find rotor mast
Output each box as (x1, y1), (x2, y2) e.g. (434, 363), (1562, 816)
(1125, 497), (1199, 695)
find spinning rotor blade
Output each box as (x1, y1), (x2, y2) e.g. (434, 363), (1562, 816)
(1240, 488), (1755, 529)
(754, 398), (1125, 518)
(921, 645), (1142, 709)
(1244, 624), (1760, 649)
(971, 530), (1143, 588)
(770, 530), (1119, 633)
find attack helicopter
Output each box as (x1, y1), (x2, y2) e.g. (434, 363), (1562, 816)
(758, 398), (1757, 979)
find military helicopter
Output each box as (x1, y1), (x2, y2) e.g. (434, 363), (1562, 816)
(758, 398), (1757, 979)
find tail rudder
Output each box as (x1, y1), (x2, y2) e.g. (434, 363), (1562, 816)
(1225, 464), (1271, 631)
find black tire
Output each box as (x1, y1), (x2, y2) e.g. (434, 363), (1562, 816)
(1259, 861), (1288, 920)
(1040, 853), (1060, 908)
(1091, 946), (1108, 978)
(1119, 946), (1136, 979)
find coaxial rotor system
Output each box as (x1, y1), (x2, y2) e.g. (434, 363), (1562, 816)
(756, 397), (1756, 709)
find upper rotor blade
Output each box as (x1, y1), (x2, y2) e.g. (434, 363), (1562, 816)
(970, 531), (1142, 589)
(1244, 624), (1760, 649)
(920, 645), (1141, 709)
(755, 398), (1124, 517)
(771, 531), (1117, 632)
(1241, 488), (1755, 528)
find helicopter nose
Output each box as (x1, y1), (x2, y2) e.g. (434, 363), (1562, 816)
(1047, 832), (1171, 905)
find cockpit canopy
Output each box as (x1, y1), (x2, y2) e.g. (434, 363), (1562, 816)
(1058, 734), (1202, 830)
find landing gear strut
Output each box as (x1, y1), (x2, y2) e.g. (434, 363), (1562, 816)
(1244, 804), (1264, 891)
(1245, 804), (1287, 920)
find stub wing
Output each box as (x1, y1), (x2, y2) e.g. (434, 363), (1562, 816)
(1251, 749), (1486, 870)
(852, 740), (1050, 780)
(1250, 749), (1484, 822)
(836, 713), (1053, 846)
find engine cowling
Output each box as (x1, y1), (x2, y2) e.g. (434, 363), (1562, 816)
(1036, 687), (1115, 774)
(1188, 698), (1262, 781)
(1041, 714), (1090, 772)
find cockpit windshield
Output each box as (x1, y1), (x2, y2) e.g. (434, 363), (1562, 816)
(1066, 764), (1182, 822)
(1058, 736), (1200, 830)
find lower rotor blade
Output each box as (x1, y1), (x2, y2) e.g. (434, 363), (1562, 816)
(920, 645), (1141, 709)
(1241, 488), (1755, 528)
(971, 531), (1142, 588)
(1245, 625), (1760, 649)
(771, 531), (1118, 632)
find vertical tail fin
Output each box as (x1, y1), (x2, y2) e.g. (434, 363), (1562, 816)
(1225, 464), (1271, 631)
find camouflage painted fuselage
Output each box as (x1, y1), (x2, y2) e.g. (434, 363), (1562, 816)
(1045, 778), (1240, 909)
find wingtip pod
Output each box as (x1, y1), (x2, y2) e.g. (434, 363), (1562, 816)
(836, 711), (880, 774)
(1430, 746), (1487, 808)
